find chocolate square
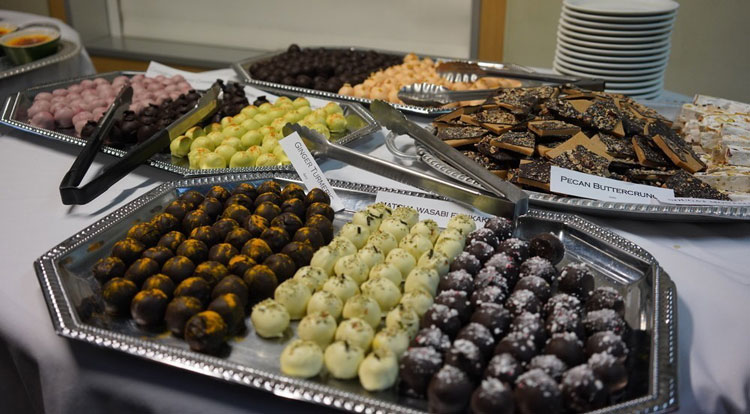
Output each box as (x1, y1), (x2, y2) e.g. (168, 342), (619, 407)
(551, 145), (610, 177)
(665, 170), (730, 200)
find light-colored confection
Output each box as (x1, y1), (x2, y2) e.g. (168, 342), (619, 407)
(324, 340), (365, 379)
(297, 311), (337, 348)
(446, 214), (476, 235)
(310, 246), (341, 275)
(251, 299), (290, 338)
(328, 237), (358, 258)
(372, 326), (410, 357)
(352, 210), (381, 234)
(436, 227), (465, 245)
(361, 276), (402, 312)
(368, 263), (403, 287)
(293, 266), (328, 292)
(385, 248), (417, 277)
(400, 289), (434, 316)
(434, 237), (464, 260)
(379, 217), (410, 242)
(417, 249), (451, 276)
(404, 267), (439, 297)
(307, 290), (344, 320)
(274, 279), (312, 320)
(322, 275), (360, 303)
(366, 202), (393, 220)
(334, 254), (370, 285)
(356, 245), (385, 269)
(343, 294), (382, 328)
(358, 348), (398, 391)
(399, 233), (433, 261)
(280, 339), (323, 378)
(335, 317), (375, 351)
(338, 223), (370, 249)
(391, 206), (419, 228)
(385, 304), (420, 339)
(365, 230), (398, 255)
(410, 219), (440, 243)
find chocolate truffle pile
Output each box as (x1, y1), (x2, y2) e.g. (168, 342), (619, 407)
(91, 181), (333, 354)
(399, 217), (631, 414)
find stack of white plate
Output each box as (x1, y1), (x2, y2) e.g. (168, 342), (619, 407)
(554, 0), (679, 99)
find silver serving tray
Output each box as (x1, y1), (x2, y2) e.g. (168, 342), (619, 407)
(35, 172), (677, 414)
(0, 71), (379, 177)
(232, 47), (531, 116)
(0, 39), (80, 80)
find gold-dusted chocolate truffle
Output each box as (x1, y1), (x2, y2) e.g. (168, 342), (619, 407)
(391, 206), (419, 228)
(185, 310), (227, 354)
(307, 290), (344, 320)
(365, 230), (398, 255)
(263, 253), (297, 282)
(385, 304), (420, 339)
(338, 223), (370, 249)
(244, 214), (269, 238)
(258, 180), (282, 196)
(399, 233), (433, 261)
(174, 276), (212, 305)
(270, 212), (303, 236)
(358, 348), (398, 391)
(127, 222), (161, 247)
(281, 198), (306, 220)
(324, 340), (365, 380)
(208, 293), (245, 334)
(124, 257), (160, 286)
(198, 197), (223, 218)
(280, 241), (314, 269)
(410, 219), (440, 244)
(334, 254), (370, 285)
(161, 255), (195, 283)
(182, 209), (212, 235)
(227, 254), (256, 277)
(193, 261), (228, 287)
(446, 214), (476, 236)
(385, 248), (417, 278)
(310, 246), (340, 275)
(281, 183), (305, 201)
(304, 188), (330, 206)
(335, 317), (375, 352)
(232, 182), (258, 199)
(141, 246), (175, 267)
(206, 185), (231, 202)
(400, 289), (434, 316)
(361, 276), (401, 312)
(175, 239), (209, 264)
(322, 274), (360, 303)
(379, 217), (410, 242)
(157, 231), (187, 253)
(130, 289), (169, 326)
(150, 212), (180, 234)
(293, 226), (325, 249)
(165, 296), (203, 337)
(142, 274), (175, 298)
(368, 263), (403, 287)
(244, 264), (278, 305)
(189, 225), (221, 247)
(306, 214), (334, 243)
(222, 203), (252, 224)
(164, 200), (191, 221)
(102, 277), (138, 315)
(92, 256), (126, 284)
(254, 201), (281, 222)
(417, 249), (451, 276)
(372, 326), (410, 357)
(280, 339), (324, 378)
(357, 244), (385, 270)
(111, 238), (146, 265)
(274, 278), (312, 319)
(254, 191), (283, 208)
(251, 298), (290, 338)
(260, 226), (290, 252)
(404, 267), (440, 297)
(180, 190), (205, 208)
(208, 242), (239, 265)
(343, 294), (382, 328)
(212, 275), (249, 308)
(298, 311), (337, 348)
(225, 193), (254, 210)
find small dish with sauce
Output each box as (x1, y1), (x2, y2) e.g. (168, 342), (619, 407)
(0, 26), (60, 65)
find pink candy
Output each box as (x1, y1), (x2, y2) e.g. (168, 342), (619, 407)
(27, 101), (51, 118)
(80, 79), (96, 89)
(92, 106), (107, 120)
(72, 111), (93, 124)
(31, 111), (55, 129)
(53, 107), (75, 128)
(34, 92), (53, 101)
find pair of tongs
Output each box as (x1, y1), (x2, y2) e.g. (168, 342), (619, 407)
(284, 117), (528, 221)
(437, 61), (606, 91)
(59, 83), (221, 205)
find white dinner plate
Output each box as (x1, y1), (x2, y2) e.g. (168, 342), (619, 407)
(555, 50), (669, 70)
(554, 61), (664, 82)
(559, 26), (672, 44)
(560, 13), (677, 30)
(557, 30), (671, 50)
(564, 0), (679, 16)
(558, 38), (672, 56)
(607, 86), (663, 99)
(563, 7), (676, 23)
(560, 18), (673, 37)
(557, 46), (670, 63)
(554, 57), (666, 77)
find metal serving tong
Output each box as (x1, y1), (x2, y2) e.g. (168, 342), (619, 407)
(369, 99), (529, 218)
(437, 61), (605, 90)
(283, 123), (528, 221)
(59, 82), (221, 205)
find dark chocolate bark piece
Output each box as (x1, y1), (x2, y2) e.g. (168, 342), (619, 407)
(527, 120), (580, 137)
(551, 145), (610, 177)
(490, 131), (536, 156)
(517, 160), (551, 191)
(665, 170), (730, 200)
(632, 135), (671, 168)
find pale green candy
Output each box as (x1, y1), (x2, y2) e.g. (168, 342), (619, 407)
(229, 150), (255, 168)
(310, 123), (331, 140)
(241, 118), (261, 131)
(258, 102), (273, 113)
(278, 154), (291, 165)
(283, 111), (299, 125)
(268, 108), (285, 120)
(274, 96), (293, 107)
(271, 117), (288, 133)
(214, 144), (237, 163)
(190, 136), (214, 151)
(231, 113), (247, 124)
(324, 102), (344, 115)
(206, 131), (225, 148)
(184, 126), (204, 140)
(169, 135), (192, 157)
(292, 97), (310, 108)
(254, 112), (274, 126)
(259, 125), (275, 137)
(220, 116), (233, 128)
(272, 145), (286, 158)
(295, 106), (312, 117)
(255, 153), (279, 167)
(222, 124), (247, 139)
(240, 105), (259, 118)
(203, 122), (222, 134)
(241, 130), (262, 148)
(246, 146), (263, 165)
(262, 136), (279, 154)
(188, 148), (210, 169)
(304, 113), (325, 125)
(199, 152), (226, 169)
(222, 136), (242, 150)
(326, 113), (347, 133)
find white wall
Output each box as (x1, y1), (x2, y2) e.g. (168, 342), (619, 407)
(2, 0), (49, 16)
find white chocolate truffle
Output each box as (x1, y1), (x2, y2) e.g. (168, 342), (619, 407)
(338, 223), (370, 249)
(328, 237), (358, 258)
(366, 202), (392, 220)
(352, 210), (381, 234)
(404, 267), (439, 297)
(334, 254), (370, 285)
(280, 339), (323, 378)
(324, 340), (365, 379)
(385, 248), (417, 277)
(322, 275), (360, 303)
(410, 219), (440, 243)
(436, 227), (465, 245)
(417, 249), (451, 276)
(372, 326), (410, 357)
(365, 230), (398, 255)
(446, 214), (476, 236)
(361, 277), (402, 312)
(399, 233), (434, 261)
(434, 237), (464, 260)
(400, 289), (434, 316)
(298, 311), (337, 348)
(307, 290), (343, 320)
(343, 294), (382, 328)
(310, 246), (340, 275)
(274, 279), (312, 320)
(385, 304), (420, 339)
(368, 263), (403, 287)
(391, 206), (419, 228)
(293, 266), (328, 292)
(335, 317), (375, 351)
(251, 299), (290, 338)
(356, 245), (385, 270)
(358, 348), (398, 391)
(379, 217), (410, 242)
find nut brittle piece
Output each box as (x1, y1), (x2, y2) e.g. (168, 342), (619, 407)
(435, 125), (488, 147)
(632, 135), (671, 168)
(490, 131), (536, 156)
(551, 145), (610, 177)
(665, 170), (730, 200)
(517, 160), (551, 191)
(527, 120), (581, 137)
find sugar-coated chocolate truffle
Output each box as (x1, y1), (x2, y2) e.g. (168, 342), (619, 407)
(457, 322), (495, 358)
(494, 331), (538, 365)
(182, 209), (212, 234)
(474, 267), (510, 293)
(208, 243), (239, 266)
(486, 254), (520, 286)
(224, 227), (253, 252)
(484, 217), (513, 241)
(130, 289), (169, 326)
(193, 261), (228, 286)
(586, 330), (628, 362)
(298, 311), (337, 348)
(253, 201), (281, 222)
(471, 303), (511, 339)
(227, 254), (256, 277)
(165, 295), (203, 337)
(511, 312), (546, 348)
(270, 212), (303, 236)
(404, 267), (439, 297)
(142, 273), (175, 298)
(180, 190), (205, 208)
(280, 242), (313, 269)
(306, 214), (334, 243)
(141, 246), (174, 267)
(496, 238), (530, 264)
(174, 276), (212, 305)
(304, 188), (330, 206)
(544, 332), (585, 367)
(292, 227), (324, 249)
(529, 354), (567, 382)
(208, 293), (245, 334)
(545, 293), (582, 315)
(399, 346), (442, 396)
(466, 228), (499, 248)
(212, 218), (240, 241)
(515, 275), (551, 303)
(241, 238), (273, 263)
(324, 340), (365, 380)
(92, 256), (126, 283)
(102, 277), (138, 315)
(427, 365), (473, 413)
(175, 239), (208, 264)
(257, 180), (281, 196)
(421, 304), (461, 338)
(586, 287), (625, 317)
(561, 364), (608, 412)
(244, 214), (269, 238)
(529, 232), (565, 265)
(150, 212), (180, 234)
(111, 238), (146, 265)
(546, 307), (583, 339)
(124, 257), (160, 286)
(185, 310), (227, 353)
(254, 191), (283, 208)
(583, 309), (626, 337)
(361, 276), (401, 312)
(559, 262), (595, 300)
(588, 352), (628, 393)
(471, 285), (507, 308)
(164, 200), (190, 221)
(435, 289), (471, 323)
(514, 369), (562, 414)
(359, 348), (399, 391)
(158, 231), (186, 252)
(519, 256), (557, 284)
(280, 198), (306, 220)
(471, 377), (515, 414)
(222, 203), (252, 224)
(450, 252), (482, 275)
(232, 182), (258, 199)
(205, 185), (230, 202)
(263, 253), (296, 282)
(126, 222), (161, 247)
(485, 352), (523, 384)
(506, 289), (541, 317)
(244, 264), (278, 305)
(466, 240), (495, 263)
(281, 183), (305, 201)
(260, 226), (290, 252)
(372, 326), (410, 358)
(189, 226), (220, 247)
(438, 269), (474, 294)
(251, 298), (290, 338)
(198, 197), (223, 218)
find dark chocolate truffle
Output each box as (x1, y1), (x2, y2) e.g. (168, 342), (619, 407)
(304, 188), (330, 206)
(494, 331), (537, 365)
(421, 304), (461, 338)
(225, 193), (254, 210)
(197, 197), (223, 218)
(484, 217), (513, 241)
(511, 312), (546, 348)
(92, 256), (126, 283)
(558, 263), (595, 300)
(561, 364), (608, 412)
(263, 253), (296, 282)
(585, 287), (625, 317)
(222, 203), (251, 224)
(281, 198), (306, 219)
(485, 254), (520, 287)
(529, 354), (567, 382)
(427, 365), (473, 414)
(164, 200), (190, 221)
(181, 209), (212, 234)
(471, 377), (515, 414)
(485, 353), (522, 384)
(130, 289), (169, 326)
(142, 273), (175, 298)
(224, 228), (252, 251)
(179, 190), (205, 208)
(175, 239), (209, 264)
(519, 256), (557, 284)
(544, 332), (585, 367)
(438, 269), (474, 294)
(583, 309), (626, 337)
(473, 267), (510, 293)
(514, 275), (551, 303)
(205, 185), (231, 202)
(241, 238), (273, 263)
(505, 289), (541, 317)
(174, 276), (212, 305)
(150, 212), (180, 234)
(157, 231), (186, 252)
(141, 246), (174, 267)
(243, 264), (278, 305)
(231, 182), (257, 199)
(588, 352), (628, 393)
(212, 275), (249, 308)
(102, 277), (138, 315)
(470, 285), (506, 308)
(124, 257), (160, 286)
(208, 243), (239, 266)
(280, 241), (314, 268)
(585, 331), (628, 362)
(529, 232), (565, 265)
(545, 293), (582, 315)
(111, 238), (146, 265)
(126, 222), (161, 247)
(514, 369), (562, 414)
(449, 252), (482, 275)
(254, 191), (283, 208)
(466, 228), (499, 248)
(189, 225), (220, 247)
(466, 240), (495, 263)
(253, 201), (281, 222)
(305, 202), (334, 222)
(212, 217), (239, 240)
(411, 326), (452, 354)
(435, 289), (472, 323)
(208, 293), (245, 334)
(471, 303), (511, 339)
(257, 180), (281, 195)
(399, 346), (443, 397)
(165, 296), (203, 337)
(227, 255), (256, 277)
(193, 261), (228, 286)
(260, 226), (290, 252)
(306, 214), (334, 243)
(270, 212), (303, 236)
(161, 255), (196, 284)
(184, 310), (228, 353)
(445, 338), (484, 379)
(545, 307), (583, 339)
(244, 214), (269, 238)
(293, 228), (325, 252)
(496, 238), (530, 264)
(457, 322), (495, 358)
(281, 183), (305, 201)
